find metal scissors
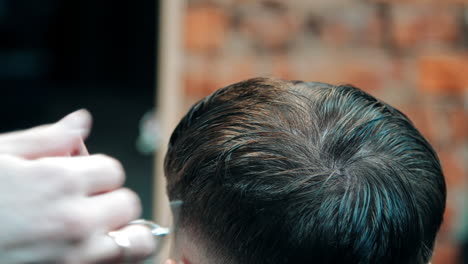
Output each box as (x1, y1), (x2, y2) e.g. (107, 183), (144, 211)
(128, 200), (183, 258)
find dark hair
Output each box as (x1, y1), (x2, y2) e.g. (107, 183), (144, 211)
(164, 77), (446, 264)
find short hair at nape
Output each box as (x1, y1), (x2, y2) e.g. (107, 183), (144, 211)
(164, 77), (446, 264)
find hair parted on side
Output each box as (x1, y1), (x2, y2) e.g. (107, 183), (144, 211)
(164, 77), (446, 264)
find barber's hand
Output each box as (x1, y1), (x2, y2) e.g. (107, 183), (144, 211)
(0, 110), (155, 263)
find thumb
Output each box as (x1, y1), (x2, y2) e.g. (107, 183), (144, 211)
(0, 109), (93, 159)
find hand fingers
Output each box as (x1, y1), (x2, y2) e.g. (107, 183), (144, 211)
(81, 225), (156, 264)
(3, 225), (155, 264)
(58, 109), (92, 139)
(0, 240), (70, 264)
(71, 139), (90, 156)
(87, 188), (142, 231)
(0, 109), (92, 159)
(35, 154), (125, 195)
(55, 188), (141, 242)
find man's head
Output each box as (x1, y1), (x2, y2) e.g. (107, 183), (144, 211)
(164, 78), (446, 264)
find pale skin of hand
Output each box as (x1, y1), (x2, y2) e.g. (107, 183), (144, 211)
(0, 110), (155, 264)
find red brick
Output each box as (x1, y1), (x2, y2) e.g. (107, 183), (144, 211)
(439, 201), (459, 234)
(388, 58), (407, 82)
(271, 55), (294, 80)
(310, 69), (383, 92)
(184, 73), (217, 99)
(432, 240), (461, 264)
(397, 102), (467, 149)
(397, 105), (436, 143)
(391, 5), (460, 50)
(303, 51), (393, 93)
(184, 5), (229, 53)
(318, 6), (384, 47)
(418, 54), (468, 96)
(183, 55), (217, 98)
(238, 3), (300, 52)
(448, 107), (468, 144)
(320, 22), (353, 47)
(438, 150), (465, 187)
(214, 55), (256, 90)
(371, 0), (468, 4)
(288, 0), (363, 9)
(365, 11), (385, 47)
(341, 65), (384, 92)
(184, 54), (256, 99)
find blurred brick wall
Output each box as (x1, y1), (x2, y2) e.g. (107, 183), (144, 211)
(180, 0), (467, 263)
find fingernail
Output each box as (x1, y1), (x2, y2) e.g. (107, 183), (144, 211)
(59, 109), (92, 136)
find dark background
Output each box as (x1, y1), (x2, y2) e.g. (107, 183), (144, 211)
(0, 0), (158, 219)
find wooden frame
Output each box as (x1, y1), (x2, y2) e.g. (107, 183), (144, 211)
(153, 0), (185, 262)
